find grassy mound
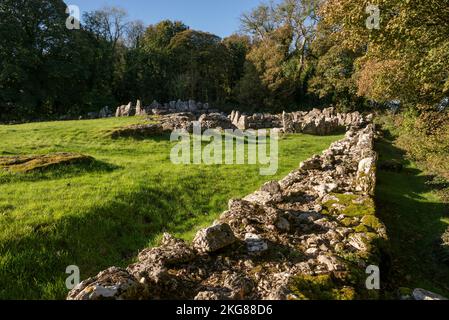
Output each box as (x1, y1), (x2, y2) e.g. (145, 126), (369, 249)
(0, 153), (94, 173)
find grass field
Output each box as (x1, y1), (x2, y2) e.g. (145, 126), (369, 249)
(376, 130), (449, 298)
(0, 117), (343, 300)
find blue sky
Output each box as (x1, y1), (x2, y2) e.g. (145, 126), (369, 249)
(63, 0), (269, 38)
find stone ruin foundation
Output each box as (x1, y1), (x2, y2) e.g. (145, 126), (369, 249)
(68, 121), (390, 300)
(230, 107), (370, 135)
(108, 106), (372, 140)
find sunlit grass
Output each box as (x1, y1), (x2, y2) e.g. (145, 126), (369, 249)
(0, 117), (342, 299)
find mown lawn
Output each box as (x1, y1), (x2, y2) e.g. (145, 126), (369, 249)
(0, 117), (342, 300)
(376, 131), (449, 298)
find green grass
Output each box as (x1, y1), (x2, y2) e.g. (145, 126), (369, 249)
(375, 131), (449, 298)
(0, 117), (342, 300)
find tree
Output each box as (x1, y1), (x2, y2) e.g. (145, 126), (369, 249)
(319, 0), (449, 109)
(222, 34), (252, 103)
(308, 23), (366, 112)
(0, 0), (103, 120)
(143, 20), (188, 51)
(168, 30), (231, 102)
(125, 20), (145, 49)
(83, 6), (129, 52)
(239, 0), (320, 110)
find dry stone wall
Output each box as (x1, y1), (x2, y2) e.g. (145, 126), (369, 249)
(68, 122), (388, 300)
(230, 111), (283, 130)
(229, 107), (371, 135)
(282, 108), (369, 135)
(115, 100), (219, 118)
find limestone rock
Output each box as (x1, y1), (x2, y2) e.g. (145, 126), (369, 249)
(300, 155), (322, 170)
(193, 223), (236, 253)
(198, 113), (235, 131)
(245, 233), (268, 253)
(413, 288), (448, 301)
(115, 102), (135, 117)
(67, 267), (147, 300)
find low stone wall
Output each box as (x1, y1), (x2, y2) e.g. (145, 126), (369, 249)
(282, 107), (369, 135)
(229, 107), (371, 135)
(68, 122), (388, 300)
(230, 111), (283, 130)
(115, 100), (219, 118)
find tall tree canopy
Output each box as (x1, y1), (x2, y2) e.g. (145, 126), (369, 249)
(238, 0), (319, 111)
(319, 0), (449, 108)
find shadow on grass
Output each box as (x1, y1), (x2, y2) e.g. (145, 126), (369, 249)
(0, 160), (120, 185)
(0, 179), (220, 300)
(375, 133), (449, 297)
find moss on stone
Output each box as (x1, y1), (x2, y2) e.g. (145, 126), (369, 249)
(289, 274), (357, 300)
(0, 153), (94, 173)
(322, 193), (375, 217)
(361, 215), (383, 231)
(398, 287), (413, 296)
(341, 217), (355, 227)
(354, 225), (369, 233)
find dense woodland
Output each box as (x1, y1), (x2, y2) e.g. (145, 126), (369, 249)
(0, 0), (448, 123)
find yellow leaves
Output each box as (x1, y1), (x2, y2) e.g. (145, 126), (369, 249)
(355, 58), (405, 102)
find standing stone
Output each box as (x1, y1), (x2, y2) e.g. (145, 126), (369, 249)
(237, 115), (247, 130)
(230, 111), (236, 123)
(233, 111), (241, 126)
(136, 100), (143, 116)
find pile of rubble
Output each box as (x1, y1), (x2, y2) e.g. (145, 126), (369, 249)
(68, 122), (391, 300)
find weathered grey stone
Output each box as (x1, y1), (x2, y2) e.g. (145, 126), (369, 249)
(193, 223), (236, 253)
(317, 255), (344, 271)
(413, 288), (448, 301)
(198, 113), (235, 131)
(300, 155), (322, 170)
(135, 100), (143, 115)
(260, 181), (282, 195)
(67, 267), (147, 300)
(115, 102), (135, 117)
(348, 233), (370, 252)
(245, 233), (268, 253)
